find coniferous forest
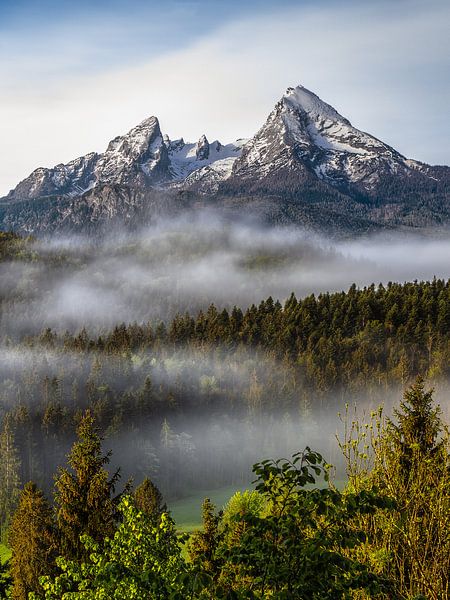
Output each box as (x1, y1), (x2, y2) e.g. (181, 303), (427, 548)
(0, 229), (449, 599)
(2, 0), (450, 595)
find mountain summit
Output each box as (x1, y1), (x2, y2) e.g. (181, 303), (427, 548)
(231, 85), (424, 194)
(2, 85), (449, 234)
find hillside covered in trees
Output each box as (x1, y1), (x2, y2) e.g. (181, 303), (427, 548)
(0, 231), (449, 599)
(0, 276), (449, 501)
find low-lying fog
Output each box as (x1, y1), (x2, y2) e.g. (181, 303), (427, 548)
(1, 211), (449, 335)
(1, 212), (449, 497)
(5, 339), (444, 496)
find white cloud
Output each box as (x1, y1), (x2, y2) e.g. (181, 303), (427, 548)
(1, 0), (449, 196)
(2, 213), (450, 334)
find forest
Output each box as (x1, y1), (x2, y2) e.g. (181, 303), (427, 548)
(0, 380), (448, 599)
(0, 230), (449, 598)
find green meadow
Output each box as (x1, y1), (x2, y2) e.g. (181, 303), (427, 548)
(169, 484), (250, 532)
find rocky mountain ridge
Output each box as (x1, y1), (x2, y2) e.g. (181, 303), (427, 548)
(5, 114), (247, 202)
(231, 87), (426, 190)
(2, 85), (449, 234)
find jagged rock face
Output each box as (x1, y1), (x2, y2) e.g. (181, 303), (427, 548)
(230, 86), (428, 196)
(8, 152), (99, 200)
(195, 135), (210, 160)
(2, 84), (449, 234)
(5, 120), (242, 202)
(94, 116), (170, 185)
(6, 117), (171, 201)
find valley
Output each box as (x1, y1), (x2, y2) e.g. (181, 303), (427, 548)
(0, 4), (449, 594)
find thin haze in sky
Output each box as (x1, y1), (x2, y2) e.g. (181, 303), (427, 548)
(0, 0), (449, 196)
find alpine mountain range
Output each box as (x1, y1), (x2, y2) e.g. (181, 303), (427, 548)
(2, 85), (449, 235)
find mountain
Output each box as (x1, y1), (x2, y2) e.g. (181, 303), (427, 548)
(4, 115), (244, 203)
(229, 86), (420, 191)
(2, 85), (449, 234)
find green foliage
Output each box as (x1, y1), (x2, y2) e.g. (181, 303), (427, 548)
(33, 497), (192, 600)
(0, 416), (21, 544)
(211, 448), (393, 599)
(0, 557), (12, 599)
(0, 547), (10, 563)
(221, 490), (265, 530)
(339, 379), (449, 599)
(187, 498), (222, 575)
(21, 445), (397, 600)
(391, 376), (445, 474)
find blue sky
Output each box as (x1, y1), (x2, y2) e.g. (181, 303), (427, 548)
(1, 1), (289, 75)
(1, 0), (449, 195)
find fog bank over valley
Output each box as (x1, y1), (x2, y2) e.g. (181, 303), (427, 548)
(1, 212), (449, 335)
(0, 211), (449, 498)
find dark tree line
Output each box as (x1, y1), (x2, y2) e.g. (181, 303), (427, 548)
(9, 278), (449, 380)
(0, 280), (449, 518)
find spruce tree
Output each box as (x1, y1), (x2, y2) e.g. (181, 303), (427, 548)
(9, 482), (56, 600)
(54, 410), (122, 561)
(391, 376), (444, 476)
(188, 498), (221, 575)
(134, 477), (166, 522)
(349, 378), (450, 599)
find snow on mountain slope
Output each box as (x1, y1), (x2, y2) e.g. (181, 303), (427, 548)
(4, 83), (445, 215)
(5, 119), (244, 200)
(7, 153), (100, 201)
(5, 117), (169, 200)
(167, 137), (247, 191)
(94, 116), (169, 185)
(231, 85), (423, 192)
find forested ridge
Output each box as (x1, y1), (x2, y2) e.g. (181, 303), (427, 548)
(0, 232), (449, 598)
(0, 277), (449, 499)
(62, 277), (449, 382)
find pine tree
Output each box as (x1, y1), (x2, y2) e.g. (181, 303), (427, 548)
(9, 482), (56, 600)
(160, 418), (174, 449)
(0, 415), (21, 542)
(54, 410), (123, 561)
(134, 477), (166, 522)
(390, 376), (444, 477)
(188, 498), (221, 575)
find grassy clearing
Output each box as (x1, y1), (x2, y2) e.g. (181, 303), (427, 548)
(169, 484), (250, 532)
(168, 477), (345, 533)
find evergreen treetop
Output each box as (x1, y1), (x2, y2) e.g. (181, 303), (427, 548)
(53, 410), (123, 561)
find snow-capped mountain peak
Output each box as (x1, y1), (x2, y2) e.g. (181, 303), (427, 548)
(278, 84), (389, 156)
(105, 116), (161, 157)
(96, 115), (169, 185)
(231, 83), (413, 191)
(282, 85), (348, 125)
(4, 83), (447, 232)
